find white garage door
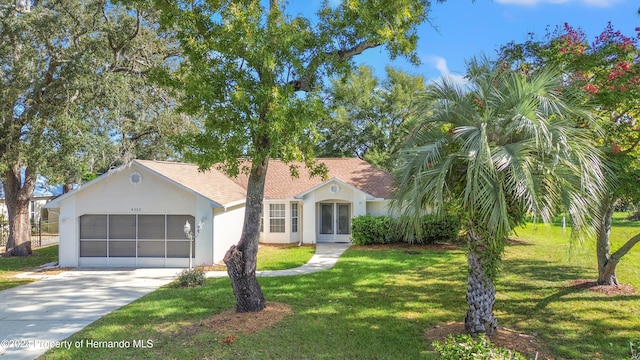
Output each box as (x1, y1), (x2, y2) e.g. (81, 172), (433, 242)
(79, 214), (195, 267)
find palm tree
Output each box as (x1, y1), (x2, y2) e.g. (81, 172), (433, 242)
(392, 58), (607, 336)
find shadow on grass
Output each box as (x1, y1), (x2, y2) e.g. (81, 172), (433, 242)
(42, 246), (640, 360)
(42, 247), (469, 360)
(498, 257), (640, 359)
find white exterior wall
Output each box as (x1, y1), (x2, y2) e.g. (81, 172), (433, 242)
(74, 167), (196, 216)
(260, 200), (301, 244)
(53, 164), (230, 268)
(366, 200), (390, 217)
(57, 197), (78, 267)
(301, 192), (316, 244)
(212, 203), (245, 264)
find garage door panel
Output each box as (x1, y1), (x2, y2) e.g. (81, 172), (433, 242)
(138, 240), (165, 257)
(138, 215), (165, 239)
(167, 241), (191, 258)
(109, 215), (136, 239)
(80, 215), (107, 239)
(80, 241), (107, 257)
(167, 215), (193, 239)
(109, 240), (136, 257)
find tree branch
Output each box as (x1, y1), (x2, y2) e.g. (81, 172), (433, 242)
(289, 40), (381, 92)
(609, 233), (640, 264)
(128, 10), (141, 43)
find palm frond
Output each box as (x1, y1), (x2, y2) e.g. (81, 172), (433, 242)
(392, 56), (608, 246)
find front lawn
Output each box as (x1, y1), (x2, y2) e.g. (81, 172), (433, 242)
(41, 217), (640, 359)
(256, 244), (315, 270)
(0, 245), (58, 291)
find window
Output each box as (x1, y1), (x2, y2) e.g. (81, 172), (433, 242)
(30, 201), (37, 222)
(291, 203), (298, 233)
(337, 204), (351, 234)
(269, 204), (286, 233)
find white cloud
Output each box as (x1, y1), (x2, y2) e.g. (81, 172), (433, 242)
(426, 56), (469, 87)
(494, 0), (622, 7)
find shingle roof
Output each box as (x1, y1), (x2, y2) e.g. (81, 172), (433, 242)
(230, 158), (393, 199)
(135, 160), (247, 207)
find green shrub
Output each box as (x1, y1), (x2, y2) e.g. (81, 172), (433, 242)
(351, 215), (401, 245)
(416, 214), (461, 244)
(174, 268), (206, 288)
(432, 334), (525, 360)
(351, 214), (461, 245)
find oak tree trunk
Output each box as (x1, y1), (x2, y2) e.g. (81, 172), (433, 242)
(223, 157), (268, 313)
(3, 165), (35, 256)
(464, 231), (498, 336)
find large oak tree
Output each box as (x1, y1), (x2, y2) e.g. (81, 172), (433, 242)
(145, 0), (440, 312)
(0, 0), (180, 255)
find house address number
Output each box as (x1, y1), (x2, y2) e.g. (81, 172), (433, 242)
(131, 208), (142, 212)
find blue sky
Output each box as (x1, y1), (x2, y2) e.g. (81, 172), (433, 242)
(349, 0), (638, 82)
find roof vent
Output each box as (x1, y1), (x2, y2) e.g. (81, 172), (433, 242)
(330, 184), (340, 194)
(129, 171), (142, 185)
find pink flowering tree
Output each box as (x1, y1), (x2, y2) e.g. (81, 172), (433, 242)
(500, 23), (640, 286)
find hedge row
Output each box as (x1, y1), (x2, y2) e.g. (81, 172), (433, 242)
(351, 214), (461, 245)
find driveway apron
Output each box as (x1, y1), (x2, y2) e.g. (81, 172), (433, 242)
(0, 269), (179, 360)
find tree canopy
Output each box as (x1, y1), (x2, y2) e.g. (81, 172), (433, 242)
(316, 65), (427, 171)
(143, 0), (440, 312)
(499, 22), (640, 285)
(0, 1), (181, 254)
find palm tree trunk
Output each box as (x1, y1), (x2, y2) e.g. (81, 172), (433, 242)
(223, 157), (268, 313)
(464, 230), (498, 336)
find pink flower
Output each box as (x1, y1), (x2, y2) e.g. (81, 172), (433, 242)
(583, 83), (599, 94)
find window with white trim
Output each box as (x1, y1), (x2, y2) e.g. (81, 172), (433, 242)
(269, 204), (286, 233)
(291, 203), (298, 233)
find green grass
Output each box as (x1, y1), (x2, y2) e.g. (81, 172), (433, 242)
(41, 216), (640, 359)
(505, 212), (640, 358)
(256, 244), (315, 270)
(0, 245), (59, 290)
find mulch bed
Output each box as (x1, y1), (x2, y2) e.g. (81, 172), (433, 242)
(424, 321), (555, 359)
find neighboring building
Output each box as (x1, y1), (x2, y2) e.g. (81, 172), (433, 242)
(44, 158), (393, 268)
(0, 174), (62, 225)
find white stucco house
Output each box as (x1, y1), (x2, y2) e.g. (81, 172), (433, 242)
(44, 158), (393, 268)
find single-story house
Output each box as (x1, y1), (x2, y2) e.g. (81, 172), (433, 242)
(44, 158), (393, 268)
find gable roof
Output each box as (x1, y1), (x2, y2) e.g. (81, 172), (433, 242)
(45, 160), (247, 209)
(231, 158), (393, 199)
(44, 158), (392, 209)
(135, 160), (247, 207)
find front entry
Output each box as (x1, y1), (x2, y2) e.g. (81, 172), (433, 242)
(318, 202), (351, 242)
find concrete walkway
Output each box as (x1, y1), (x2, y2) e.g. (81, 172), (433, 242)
(206, 243), (351, 278)
(0, 243), (350, 360)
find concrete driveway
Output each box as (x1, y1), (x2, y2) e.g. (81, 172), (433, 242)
(0, 269), (180, 360)
(0, 243), (350, 360)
